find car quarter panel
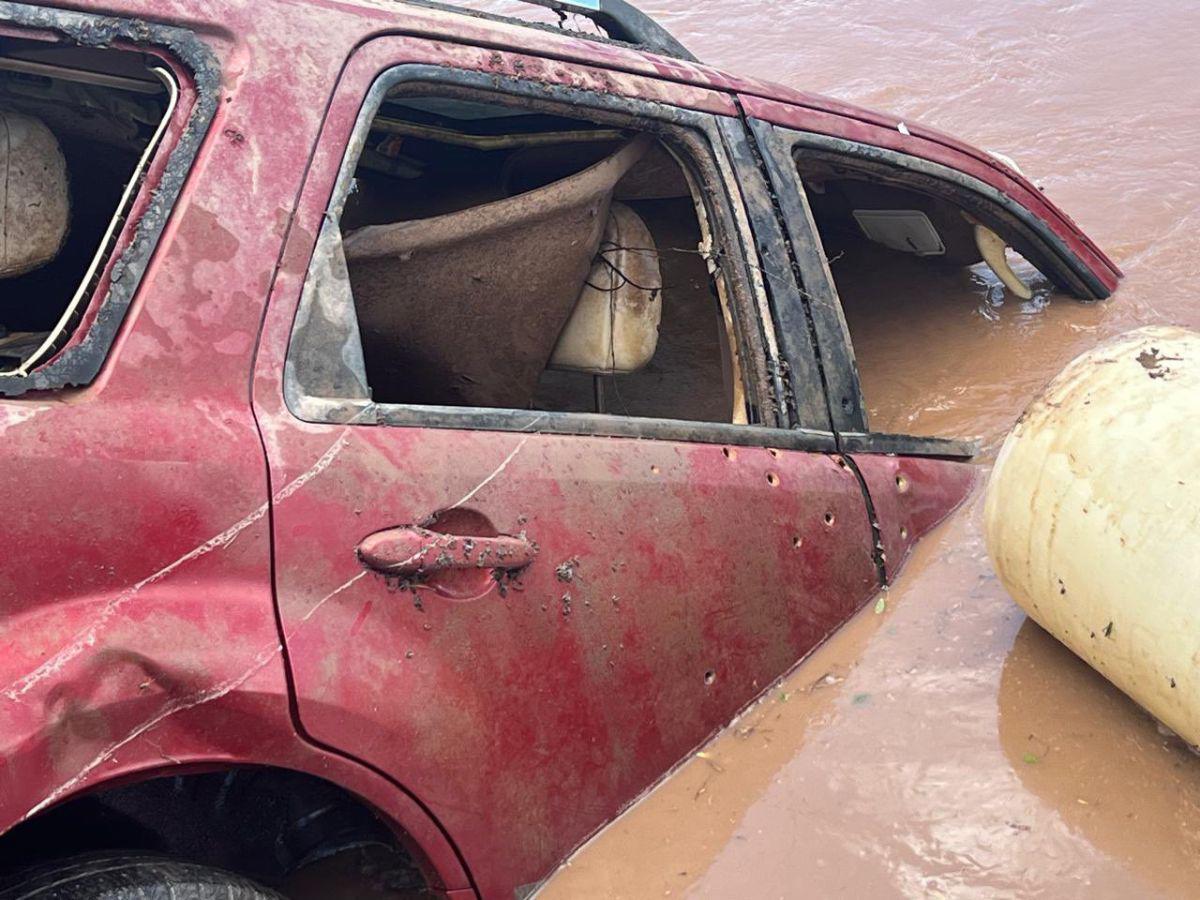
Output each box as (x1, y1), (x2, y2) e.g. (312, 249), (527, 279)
(0, 0), (454, 865)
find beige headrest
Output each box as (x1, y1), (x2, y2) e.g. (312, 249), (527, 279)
(0, 110), (69, 278)
(549, 202), (663, 375)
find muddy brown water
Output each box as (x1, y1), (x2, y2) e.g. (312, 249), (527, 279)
(528, 1), (1200, 897)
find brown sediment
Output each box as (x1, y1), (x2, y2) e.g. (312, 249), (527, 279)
(536, 0), (1200, 895)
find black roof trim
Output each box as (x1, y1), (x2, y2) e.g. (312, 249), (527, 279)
(399, 0), (696, 62)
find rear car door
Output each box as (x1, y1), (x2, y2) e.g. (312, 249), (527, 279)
(252, 37), (880, 898)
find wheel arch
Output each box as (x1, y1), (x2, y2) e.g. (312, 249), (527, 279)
(0, 741), (472, 894)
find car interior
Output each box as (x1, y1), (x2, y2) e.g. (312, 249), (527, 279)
(794, 151), (1049, 303)
(791, 149), (1063, 435)
(0, 39), (172, 376)
(332, 92), (745, 424)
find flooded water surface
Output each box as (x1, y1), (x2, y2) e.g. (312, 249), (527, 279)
(536, 1), (1200, 897)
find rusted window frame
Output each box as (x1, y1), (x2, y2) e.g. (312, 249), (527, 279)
(0, 2), (220, 397)
(284, 62), (841, 453)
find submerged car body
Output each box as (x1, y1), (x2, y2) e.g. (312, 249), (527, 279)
(0, 1), (1118, 897)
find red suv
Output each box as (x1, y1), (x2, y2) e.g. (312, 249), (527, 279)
(0, 1), (1118, 897)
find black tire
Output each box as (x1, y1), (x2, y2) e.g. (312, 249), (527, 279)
(0, 853), (285, 900)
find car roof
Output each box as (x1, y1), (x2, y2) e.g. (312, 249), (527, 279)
(20, 0), (1117, 286)
(299, 0), (1011, 168)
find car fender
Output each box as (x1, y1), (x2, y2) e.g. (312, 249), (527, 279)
(0, 588), (472, 893)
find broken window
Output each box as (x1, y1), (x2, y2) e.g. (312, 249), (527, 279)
(0, 40), (175, 375)
(794, 149), (1062, 437)
(294, 89), (756, 426)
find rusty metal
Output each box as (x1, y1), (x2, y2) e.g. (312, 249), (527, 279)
(0, 55), (163, 93)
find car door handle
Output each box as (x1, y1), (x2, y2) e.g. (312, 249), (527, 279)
(356, 526), (536, 576)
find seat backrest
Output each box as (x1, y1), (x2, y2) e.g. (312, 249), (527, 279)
(0, 110), (69, 279)
(548, 202), (663, 375)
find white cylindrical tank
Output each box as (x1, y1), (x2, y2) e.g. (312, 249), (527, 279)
(986, 326), (1200, 745)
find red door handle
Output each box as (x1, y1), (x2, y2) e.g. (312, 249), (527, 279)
(357, 526), (536, 576)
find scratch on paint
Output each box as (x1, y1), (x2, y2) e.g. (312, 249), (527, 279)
(22, 569), (369, 821)
(22, 647), (278, 820)
(4, 423), (363, 702)
(450, 434), (535, 509)
(273, 430), (352, 503)
(298, 571), (366, 623)
(17, 410), (541, 815)
(3, 504), (271, 701)
(0, 404), (47, 436)
(274, 405), (373, 504)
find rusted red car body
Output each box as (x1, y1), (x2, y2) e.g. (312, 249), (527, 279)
(0, 1), (1116, 897)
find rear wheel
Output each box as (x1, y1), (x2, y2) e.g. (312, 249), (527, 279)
(0, 853), (284, 899)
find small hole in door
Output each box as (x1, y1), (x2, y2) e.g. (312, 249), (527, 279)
(722, 447), (736, 460)
(766, 472), (780, 486)
(704, 669), (716, 686)
(792, 535), (803, 548)
(824, 512), (835, 526)
(895, 474), (909, 493)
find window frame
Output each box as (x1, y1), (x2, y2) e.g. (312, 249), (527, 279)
(0, 3), (220, 397)
(283, 63), (841, 454)
(748, 117), (1067, 460)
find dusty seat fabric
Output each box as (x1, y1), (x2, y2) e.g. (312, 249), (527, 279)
(0, 109), (69, 279)
(343, 134), (652, 409)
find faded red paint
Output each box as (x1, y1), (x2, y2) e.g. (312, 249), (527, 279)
(0, 0), (1095, 897)
(852, 455), (980, 582)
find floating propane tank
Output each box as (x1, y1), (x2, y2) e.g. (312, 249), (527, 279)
(985, 326), (1200, 745)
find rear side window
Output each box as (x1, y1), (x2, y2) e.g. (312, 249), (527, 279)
(0, 10), (217, 396)
(341, 95), (738, 422)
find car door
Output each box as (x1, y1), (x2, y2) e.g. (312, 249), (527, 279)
(252, 37), (882, 898)
(740, 94), (1120, 578)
